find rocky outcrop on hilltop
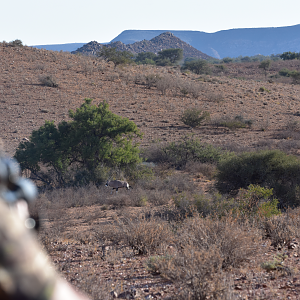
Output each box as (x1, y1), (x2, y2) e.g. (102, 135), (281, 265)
(72, 32), (213, 60)
(71, 41), (103, 56)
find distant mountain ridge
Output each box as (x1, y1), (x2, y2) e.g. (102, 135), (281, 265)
(31, 24), (300, 59)
(72, 32), (212, 60)
(32, 43), (86, 52)
(111, 25), (300, 58)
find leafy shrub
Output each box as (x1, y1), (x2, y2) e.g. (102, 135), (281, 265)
(174, 192), (235, 217)
(222, 57), (233, 63)
(97, 46), (134, 67)
(290, 71), (300, 84)
(280, 51), (300, 60)
(155, 48), (183, 66)
(181, 59), (211, 75)
(158, 135), (223, 169)
(135, 52), (157, 65)
(8, 39), (23, 47)
(279, 68), (292, 77)
(258, 60), (271, 77)
(214, 64), (227, 72)
(216, 150), (300, 206)
(235, 185), (281, 219)
(259, 86), (270, 93)
(15, 99), (142, 188)
(38, 75), (58, 87)
(261, 253), (290, 275)
(181, 108), (210, 128)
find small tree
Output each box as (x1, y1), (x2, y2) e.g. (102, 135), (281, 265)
(155, 48), (183, 66)
(222, 57), (233, 63)
(280, 51), (300, 60)
(135, 52), (157, 65)
(182, 59), (210, 75)
(15, 99), (143, 187)
(8, 39), (23, 47)
(259, 60), (271, 79)
(290, 71), (300, 84)
(97, 47), (134, 67)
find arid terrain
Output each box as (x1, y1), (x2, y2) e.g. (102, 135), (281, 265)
(2, 43), (300, 299)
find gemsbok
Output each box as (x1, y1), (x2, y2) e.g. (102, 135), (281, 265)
(105, 180), (132, 193)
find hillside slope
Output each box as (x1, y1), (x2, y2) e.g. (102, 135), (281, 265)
(1, 42), (300, 158)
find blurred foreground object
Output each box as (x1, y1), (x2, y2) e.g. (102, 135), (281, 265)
(0, 151), (90, 300)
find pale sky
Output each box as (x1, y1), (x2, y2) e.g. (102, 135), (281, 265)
(1, 0), (300, 46)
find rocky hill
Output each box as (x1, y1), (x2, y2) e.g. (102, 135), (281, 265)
(71, 41), (103, 56)
(72, 32), (213, 60)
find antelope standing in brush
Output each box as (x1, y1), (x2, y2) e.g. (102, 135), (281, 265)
(105, 180), (132, 193)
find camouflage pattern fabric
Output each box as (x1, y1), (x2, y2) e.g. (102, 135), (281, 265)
(0, 199), (56, 300)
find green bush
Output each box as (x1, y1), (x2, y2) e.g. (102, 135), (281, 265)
(259, 86), (270, 93)
(280, 51), (300, 60)
(258, 60), (271, 78)
(160, 135), (223, 169)
(8, 39), (23, 47)
(180, 108), (210, 128)
(14, 99), (142, 188)
(174, 192), (235, 217)
(155, 48), (183, 66)
(236, 185), (281, 219)
(216, 150), (300, 206)
(135, 52), (157, 65)
(290, 71), (300, 84)
(97, 47), (134, 67)
(279, 68), (292, 77)
(222, 57), (233, 63)
(181, 59), (211, 75)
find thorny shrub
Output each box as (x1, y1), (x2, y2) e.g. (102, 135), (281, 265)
(148, 214), (260, 299)
(260, 207), (300, 248)
(173, 192), (235, 218)
(176, 215), (262, 269)
(156, 74), (174, 95)
(38, 75), (58, 87)
(111, 215), (174, 255)
(151, 246), (230, 300)
(181, 108), (210, 128)
(214, 115), (253, 130)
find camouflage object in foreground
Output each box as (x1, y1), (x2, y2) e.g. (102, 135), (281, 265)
(0, 153), (89, 300)
(0, 155), (55, 299)
(0, 199), (57, 300)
